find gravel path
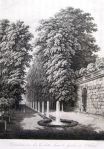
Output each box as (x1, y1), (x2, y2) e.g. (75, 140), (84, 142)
(50, 111), (104, 133)
(0, 106), (104, 139)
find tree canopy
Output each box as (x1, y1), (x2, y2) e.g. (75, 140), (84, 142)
(26, 53), (50, 103)
(27, 7), (99, 103)
(0, 19), (33, 107)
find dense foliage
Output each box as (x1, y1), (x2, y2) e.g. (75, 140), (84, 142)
(27, 7), (99, 104)
(26, 53), (50, 103)
(0, 19), (33, 108)
(77, 57), (104, 77)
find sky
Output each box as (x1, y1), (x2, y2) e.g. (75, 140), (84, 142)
(0, 0), (104, 57)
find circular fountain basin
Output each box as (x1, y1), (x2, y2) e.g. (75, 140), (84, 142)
(38, 118), (78, 127)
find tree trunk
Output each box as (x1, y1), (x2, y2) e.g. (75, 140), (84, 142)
(46, 101), (49, 117)
(38, 101), (40, 112)
(35, 101), (37, 111)
(61, 102), (64, 112)
(31, 101), (32, 108)
(33, 101), (35, 109)
(42, 101), (44, 114)
(56, 101), (60, 123)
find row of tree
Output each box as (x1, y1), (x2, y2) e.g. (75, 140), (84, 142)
(26, 7), (99, 108)
(0, 19), (33, 110)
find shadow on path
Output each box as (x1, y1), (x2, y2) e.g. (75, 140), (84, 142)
(0, 106), (104, 139)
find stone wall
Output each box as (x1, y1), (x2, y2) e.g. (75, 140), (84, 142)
(76, 69), (104, 115)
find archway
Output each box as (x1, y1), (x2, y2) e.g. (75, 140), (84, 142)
(82, 88), (87, 112)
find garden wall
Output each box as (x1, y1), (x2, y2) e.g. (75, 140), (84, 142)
(76, 69), (104, 115)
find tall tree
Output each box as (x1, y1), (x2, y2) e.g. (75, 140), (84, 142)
(34, 7), (99, 103)
(26, 53), (50, 103)
(0, 19), (33, 106)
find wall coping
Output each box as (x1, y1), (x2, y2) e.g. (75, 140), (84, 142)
(76, 68), (104, 85)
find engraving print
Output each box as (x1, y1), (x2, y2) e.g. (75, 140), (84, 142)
(0, 0), (104, 140)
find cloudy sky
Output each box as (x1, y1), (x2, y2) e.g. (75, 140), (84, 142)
(0, 0), (104, 57)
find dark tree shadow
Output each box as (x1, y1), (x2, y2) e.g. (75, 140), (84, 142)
(0, 106), (104, 140)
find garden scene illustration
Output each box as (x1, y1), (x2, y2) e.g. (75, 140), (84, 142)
(0, 0), (104, 140)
